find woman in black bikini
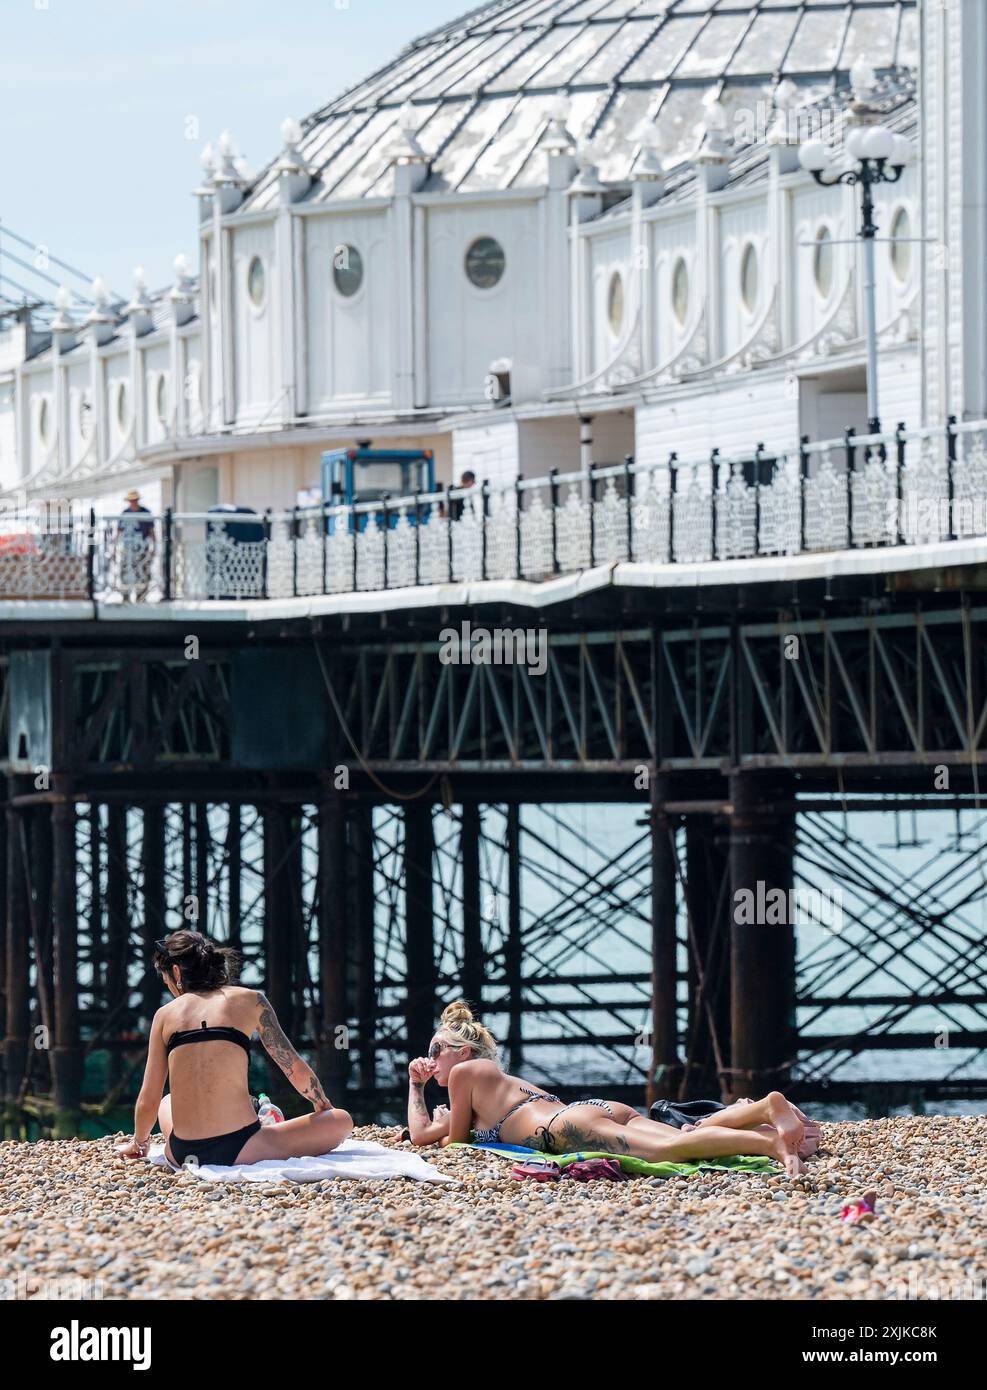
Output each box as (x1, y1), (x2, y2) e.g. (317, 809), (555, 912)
(405, 1001), (819, 1176)
(116, 930), (353, 1168)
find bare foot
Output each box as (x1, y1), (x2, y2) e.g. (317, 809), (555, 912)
(766, 1092), (805, 1173)
(770, 1130), (806, 1177)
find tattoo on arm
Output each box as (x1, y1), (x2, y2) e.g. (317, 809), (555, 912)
(409, 1083), (429, 1121)
(256, 992), (299, 1075)
(302, 1075), (330, 1108)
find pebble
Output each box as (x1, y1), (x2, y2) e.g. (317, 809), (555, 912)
(0, 1114), (984, 1300)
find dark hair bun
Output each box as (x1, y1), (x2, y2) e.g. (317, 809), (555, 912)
(153, 930), (239, 992)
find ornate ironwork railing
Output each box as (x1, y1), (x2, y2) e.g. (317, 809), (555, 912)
(2, 416), (987, 603)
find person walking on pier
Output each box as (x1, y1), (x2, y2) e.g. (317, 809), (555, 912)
(117, 930), (352, 1168)
(405, 1001), (817, 1177)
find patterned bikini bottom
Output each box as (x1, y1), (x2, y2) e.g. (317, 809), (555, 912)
(538, 1098), (615, 1152)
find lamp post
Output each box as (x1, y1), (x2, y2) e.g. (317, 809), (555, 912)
(798, 58), (911, 434)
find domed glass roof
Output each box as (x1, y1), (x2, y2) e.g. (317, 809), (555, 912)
(243, 0), (917, 209)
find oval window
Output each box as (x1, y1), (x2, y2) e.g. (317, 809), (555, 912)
(247, 255), (265, 307)
(117, 383), (129, 429)
(156, 375), (169, 424)
(814, 227), (834, 299)
(741, 242), (759, 314)
(672, 256), (689, 325)
(890, 206), (911, 282)
(38, 397), (50, 444)
(607, 271), (624, 336)
(465, 236), (506, 289)
(333, 244), (364, 298)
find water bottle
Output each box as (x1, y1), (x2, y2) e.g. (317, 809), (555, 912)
(256, 1093), (285, 1126)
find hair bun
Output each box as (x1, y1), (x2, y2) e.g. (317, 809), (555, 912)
(440, 999), (475, 1027)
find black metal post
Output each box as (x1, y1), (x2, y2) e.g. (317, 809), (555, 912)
(414, 493), (422, 586)
(163, 507), (173, 601)
(262, 508), (272, 599)
(668, 451), (678, 563)
(549, 468), (560, 574)
(480, 480), (489, 581)
(514, 475), (523, 579)
(624, 453), (635, 559)
(86, 507), (96, 601)
(844, 426), (857, 545)
(798, 434), (809, 553)
(946, 415), (958, 541)
(895, 422), (907, 544)
(588, 461), (597, 567)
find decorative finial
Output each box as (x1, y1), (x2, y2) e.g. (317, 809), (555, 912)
(52, 284), (76, 334)
(543, 95), (576, 156)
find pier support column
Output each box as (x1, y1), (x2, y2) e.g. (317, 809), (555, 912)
(460, 803), (483, 1007)
(648, 775), (682, 1104)
(403, 802), (435, 1062)
(51, 779), (82, 1137)
(505, 804), (523, 1073)
(263, 802), (295, 1100)
(351, 804), (376, 1092)
(0, 800), (6, 1102)
(318, 794), (348, 1095)
(194, 801), (209, 935)
(682, 816), (731, 1098)
(141, 805), (166, 1026)
(105, 805), (128, 1093)
(3, 777), (31, 1131)
(226, 804), (242, 952)
(728, 772), (796, 1100)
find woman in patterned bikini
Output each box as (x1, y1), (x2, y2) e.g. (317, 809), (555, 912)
(404, 1001), (819, 1176)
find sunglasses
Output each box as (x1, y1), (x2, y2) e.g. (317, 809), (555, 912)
(428, 1041), (461, 1059)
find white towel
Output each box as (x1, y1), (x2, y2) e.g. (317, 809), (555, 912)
(147, 1137), (458, 1186)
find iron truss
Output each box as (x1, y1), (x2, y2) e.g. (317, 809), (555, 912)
(318, 603), (987, 777)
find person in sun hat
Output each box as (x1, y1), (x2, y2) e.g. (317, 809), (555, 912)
(116, 487), (155, 600)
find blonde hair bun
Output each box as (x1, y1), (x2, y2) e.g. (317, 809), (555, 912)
(440, 1000), (476, 1028)
(436, 999), (499, 1062)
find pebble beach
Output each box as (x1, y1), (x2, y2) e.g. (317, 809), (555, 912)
(2, 1115), (985, 1301)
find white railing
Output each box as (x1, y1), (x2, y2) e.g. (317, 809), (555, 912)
(1, 417), (985, 603)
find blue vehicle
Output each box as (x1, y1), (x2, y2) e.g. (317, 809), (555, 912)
(320, 446), (435, 532)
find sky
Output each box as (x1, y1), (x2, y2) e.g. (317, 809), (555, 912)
(0, 0), (464, 305)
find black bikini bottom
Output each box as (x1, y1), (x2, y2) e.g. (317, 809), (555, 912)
(168, 1119), (261, 1168)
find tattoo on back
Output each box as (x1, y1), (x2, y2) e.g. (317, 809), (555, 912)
(256, 992), (298, 1074)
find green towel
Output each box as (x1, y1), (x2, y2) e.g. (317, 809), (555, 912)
(455, 1141), (777, 1178)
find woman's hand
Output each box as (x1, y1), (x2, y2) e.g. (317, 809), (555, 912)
(115, 1136), (150, 1161)
(408, 1056), (435, 1085)
(433, 1104), (450, 1123)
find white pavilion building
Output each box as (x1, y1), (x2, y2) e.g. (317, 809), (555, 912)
(1, 0), (982, 519)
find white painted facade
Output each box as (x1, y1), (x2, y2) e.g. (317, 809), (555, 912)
(0, 0), (951, 521)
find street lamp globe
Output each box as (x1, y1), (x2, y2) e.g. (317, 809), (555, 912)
(798, 139), (831, 173)
(862, 124), (894, 161)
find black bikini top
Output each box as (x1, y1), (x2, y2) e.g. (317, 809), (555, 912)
(165, 1019), (252, 1056)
